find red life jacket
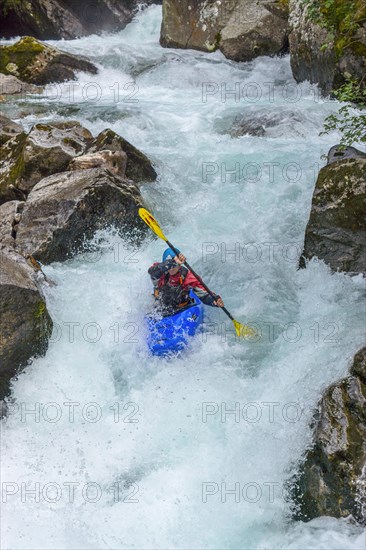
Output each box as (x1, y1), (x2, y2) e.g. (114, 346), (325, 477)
(155, 267), (190, 308)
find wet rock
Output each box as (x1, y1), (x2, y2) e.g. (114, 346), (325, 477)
(0, 121), (92, 205)
(327, 145), (366, 166)
(0, 0), (147, 40)
(15, 168), (147, 264)
(301, 155), (366, 273)
(0, 201), (24, 248)
(289, 0), (366, 95)
(219, 0), (290, 62)
(160, 0), (226, 52)
(293, 347), (366, 524)
(0, 115), (23, 146)
(225, 108), (309, 138)
(88, 129), (157, 183)
(0, 36), (97, 86)
(0, 248), (53, 401)
(0, 73), (42, 96)
(160, 0), (289, 61)
(69, 150), (127, 177)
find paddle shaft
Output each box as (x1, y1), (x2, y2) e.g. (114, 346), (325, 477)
(166, 240), (235, 322)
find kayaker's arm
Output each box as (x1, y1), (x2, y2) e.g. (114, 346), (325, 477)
(191, 287), (222, 307)
(183, 271), (223, 307)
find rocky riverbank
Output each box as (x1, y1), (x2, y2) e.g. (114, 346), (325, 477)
(293, 143), (365, 523)
(292, 347), (366, 524)
(300, 146), (366, 274)
(0, 114), (157, 402)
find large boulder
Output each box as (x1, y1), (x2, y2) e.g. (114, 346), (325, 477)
(0, 36), (97, 86)
(0, 122), (156, 205)
(292, 347), (366, 524)
(0, 121), (93, 205)
(0, 114), (23, 146)
(15, 168), (146, 264)
(0, 247), (53, 401)
(160, 0), (226, 52)
(289, 0), (366, 95)
(219, 0), (290, 61)
(160, 0), (289, 61)
(0, 0), (137, 40)
(88, 129), (157, 183)
(301, 152), (366, 273)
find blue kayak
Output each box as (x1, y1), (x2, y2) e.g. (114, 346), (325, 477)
(146, 291), (204, 356)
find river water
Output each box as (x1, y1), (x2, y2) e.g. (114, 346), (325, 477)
(1, 5), (365, 549)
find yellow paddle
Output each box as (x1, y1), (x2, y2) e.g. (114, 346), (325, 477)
(138, 208), (256, 339)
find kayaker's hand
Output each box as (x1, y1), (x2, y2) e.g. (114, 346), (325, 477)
(174, 253), (186, 265)
(214, 297), (224, 308)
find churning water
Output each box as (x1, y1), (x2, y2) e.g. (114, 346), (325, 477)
(1, 6), (365, 549)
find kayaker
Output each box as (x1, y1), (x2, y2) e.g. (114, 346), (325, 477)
(148, 248), (224, 315)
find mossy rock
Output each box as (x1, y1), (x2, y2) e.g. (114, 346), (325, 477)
(301, 156), (366, 273)
(0, 121), (92, 205)
(292, 347), (366, 524)
(0, 36), (97, 85)
(0, 249), (53, 401)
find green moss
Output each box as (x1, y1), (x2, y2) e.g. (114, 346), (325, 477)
(0, 0), (26, 16)
(215, 31), (222, 50)
(62, 137), (83, 153)
(349, 41), (366, 58)
(0, 36), (46, 81)
(35, 301), (46, 319)
(0, 133), (26, 200)
(305, 0), (366, 59)
(34, 123), (52, 132)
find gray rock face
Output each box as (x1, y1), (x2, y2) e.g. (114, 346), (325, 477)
(223, 108), (310, 138)
(0, 115), (23, 146)
(0, 0), (143, 40)
(160, 0), (289, 61)
(0, 74), (42, 97)
(69, 150), (128, 177)
(89, 129), (157, 183)
(0, 201), (24, 248)
(160, 0), (226, 52)
(301, 155), (366, 273)
(220, 0), (290, 61)
(0, 248), (53, 400)
(289, 0), (366, 94)
(289, 0), (336, 95)
(15, 168), (146, 264)
(0, 121), (93, 205)
(327, 145), (366, 166)
(293, 347), (366, 524)
(0, 37), (97, 86)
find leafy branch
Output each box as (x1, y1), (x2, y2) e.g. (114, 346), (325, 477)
(321, 79), (366, 148)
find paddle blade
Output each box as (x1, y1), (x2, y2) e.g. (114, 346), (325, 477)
(233, 320), (257, 339)
(139, 208), (167, 242)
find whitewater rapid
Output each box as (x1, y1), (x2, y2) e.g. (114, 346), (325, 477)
(1, 6), (365, 549)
